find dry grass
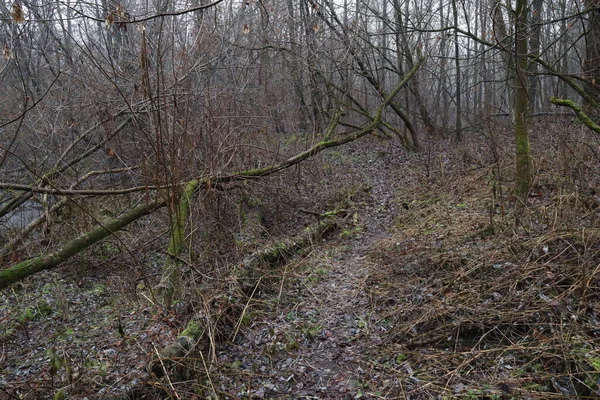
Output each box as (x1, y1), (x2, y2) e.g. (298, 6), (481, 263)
(365, 124), (600, 399)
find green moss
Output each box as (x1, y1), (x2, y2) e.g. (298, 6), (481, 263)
(550, 97), (600, 133)
(18, 307), (36, 323)
(395, 354), (408, 363)
(42, 283), (54, 294)
(53, 390), (66, 400)
(91, 284), (105, 295)
(591, 358), (600, 372)
(37, 299), (53, 316)
(340, 229), (354, 239)
(181, 319), (202, 339)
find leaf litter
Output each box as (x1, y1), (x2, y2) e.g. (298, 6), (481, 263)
(2, 128), (600, 399)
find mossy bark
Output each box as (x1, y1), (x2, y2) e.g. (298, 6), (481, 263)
(514, 0), (531, 200)
(241, 216), (338, 271)
(236, 202), (348, 297)
(550, 97), (600, 133)
(0, 199), (164, 289)
(149, 318), (207, 379)
(156, 180), (199, 306)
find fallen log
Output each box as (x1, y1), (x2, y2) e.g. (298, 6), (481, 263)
(0, 199), (165, 289)
(148, 205), (346, 380)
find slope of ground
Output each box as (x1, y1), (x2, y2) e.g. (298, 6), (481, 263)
(2, 124), (600, 399)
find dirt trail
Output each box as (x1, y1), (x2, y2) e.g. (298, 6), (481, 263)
(0, 137), (412, 399)
(217, 139), (409, 398)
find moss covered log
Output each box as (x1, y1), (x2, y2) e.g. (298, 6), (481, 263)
(242, 215), (338, 269)
(149, 318), (206, 379)
(0, 199), (165, 289)
(550, 97), (600, 134)
(236, 206), (344, 295)
(149, 205), (345, 381)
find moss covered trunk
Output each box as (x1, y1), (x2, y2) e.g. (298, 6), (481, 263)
(0, 200), (165, 289)
(156, 180), (200, 306)
(514, 0), (531, 200)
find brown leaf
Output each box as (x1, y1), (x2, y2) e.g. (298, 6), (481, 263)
(243, 24), (250, 34)
(11, 3), (25, 24)
(106, 12), (114, 28)
(3, 45), (13, 60)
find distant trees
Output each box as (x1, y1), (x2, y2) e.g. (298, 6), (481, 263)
(0, 0), (428, 293)
(1, 0), (599, 291)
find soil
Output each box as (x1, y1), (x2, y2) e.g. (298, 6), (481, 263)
(2, 130), (600, 399)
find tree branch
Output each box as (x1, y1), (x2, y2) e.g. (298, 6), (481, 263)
(550, 97), (600, 133)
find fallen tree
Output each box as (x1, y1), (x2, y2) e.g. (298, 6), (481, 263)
(148, 203), (346, 380)
(0, 199), (165, 289)
(0, 57), (424, 291)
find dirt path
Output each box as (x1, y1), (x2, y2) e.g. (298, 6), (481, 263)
(0, 137), (413, 399)
(216, 139), (409, 398)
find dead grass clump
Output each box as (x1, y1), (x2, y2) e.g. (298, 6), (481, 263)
(364, 127), (600, 399)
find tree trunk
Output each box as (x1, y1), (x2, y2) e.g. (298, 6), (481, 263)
(0, 200), (165, 289)
(493, 0), (514, 113)
(452, 0), (462, 141)
(156, 180), (200, 307)
(514, 0), (531, 199)
(584, 0), (600, 116)
(528, 0), (544, 112)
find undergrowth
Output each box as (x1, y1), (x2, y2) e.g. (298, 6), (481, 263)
(366, 124), (600, 398)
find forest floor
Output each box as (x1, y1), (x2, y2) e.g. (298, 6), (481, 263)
(2, 124), (600, 399)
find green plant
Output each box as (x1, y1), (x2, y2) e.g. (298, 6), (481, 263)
(92, 283), (105, 295)
(18, 307), (36, 323)
(303, 324), (322, 341)
(18, 299), (53, 324)
(357, 316), (368, 329)
(37, 299), (53, 316)
(285, 338), (300, 351)
(286, 311), (296, 321)
(395, 354), (408, 364)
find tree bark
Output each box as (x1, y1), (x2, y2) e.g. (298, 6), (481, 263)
(452, 0), (462, 140)
(528, 0), (544, 112)
(584, 0), (600, 117)
(0, 59), (424, 290)
(514, 0), (531, 199)
(550, 97), (600, 133)
(156, 180), (200, 307)
(0, 199), (165, 289)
